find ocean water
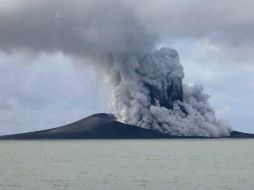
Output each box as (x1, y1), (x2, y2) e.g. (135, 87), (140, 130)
(0, 140), (253, 190)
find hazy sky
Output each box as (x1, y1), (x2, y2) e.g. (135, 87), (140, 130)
(0, 0), (254, 134)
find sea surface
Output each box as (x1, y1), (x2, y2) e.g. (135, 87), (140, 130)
(0, 139), (253, 190)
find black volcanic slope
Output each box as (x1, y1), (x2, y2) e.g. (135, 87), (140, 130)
(0, 114), (165, 139)
(0, 113), (253, 139)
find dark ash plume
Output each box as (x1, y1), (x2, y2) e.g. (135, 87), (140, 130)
(0, 0), (232, 136)
(111, 48), (231, 137)
(0, 0), (155, 56)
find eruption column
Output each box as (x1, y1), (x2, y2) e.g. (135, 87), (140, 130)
(111, 48), (231, 137)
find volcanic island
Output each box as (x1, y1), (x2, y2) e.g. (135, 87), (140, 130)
(0, 113), (253, 139)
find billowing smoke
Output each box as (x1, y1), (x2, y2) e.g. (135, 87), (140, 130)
(0, 0), (233, 136)
(110, 48), (231, 137)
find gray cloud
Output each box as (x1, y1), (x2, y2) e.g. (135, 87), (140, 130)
(1, 0), (254, 58)
(0, 53), (110, 135)
(131, 0), (254, 42)
(0, 0), (155, 58)
(0, 100), (12, 111)
(0, 0), (254, 134)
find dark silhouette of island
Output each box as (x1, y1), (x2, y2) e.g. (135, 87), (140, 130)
(0, 113), (253, 139)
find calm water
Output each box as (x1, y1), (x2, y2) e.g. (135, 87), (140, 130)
(0, 139), (253, 190)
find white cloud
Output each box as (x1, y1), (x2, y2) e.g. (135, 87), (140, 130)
(0, 53), (110, 135)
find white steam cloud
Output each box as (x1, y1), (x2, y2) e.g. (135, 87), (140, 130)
(110, 48), (231, 137)
(0, 0), (234, 136)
